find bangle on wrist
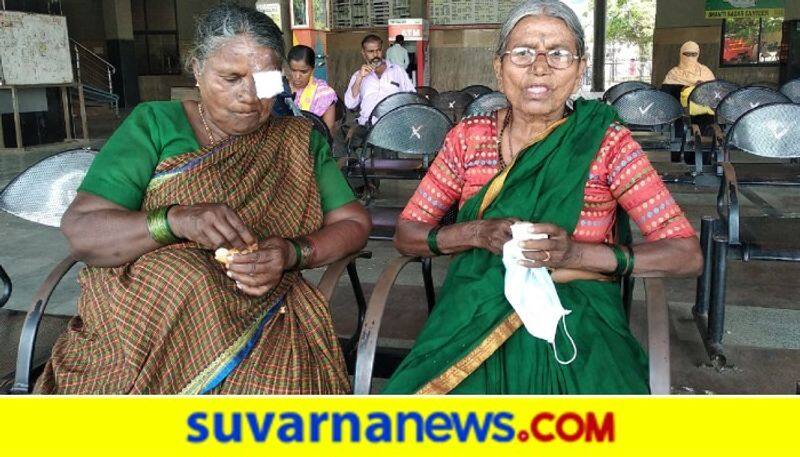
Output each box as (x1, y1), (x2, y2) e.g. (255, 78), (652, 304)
(623, 245), (635, 276)
(609, 244), (628, 277)
(289, 236), (314, 270)
(146, 205), (180, 245)
(287, 239), (302, 270)
(427, 226), (443, 256)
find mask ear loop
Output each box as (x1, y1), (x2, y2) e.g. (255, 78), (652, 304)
(552, 316), (577, 365)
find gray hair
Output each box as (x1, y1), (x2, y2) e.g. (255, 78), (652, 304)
(496, 0), (586, 57)
(187, 3), (285, 74)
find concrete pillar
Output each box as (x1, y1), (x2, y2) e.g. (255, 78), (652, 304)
(592, 0), (607, 92)
(103, 0), (140, 108)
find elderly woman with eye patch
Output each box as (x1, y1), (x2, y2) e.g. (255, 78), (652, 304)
(384, 0), (702, 394)
(35, 4), (370, 394)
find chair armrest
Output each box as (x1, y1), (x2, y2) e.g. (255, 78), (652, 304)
(644, 277), (670, 395)
(316, 251), (372, 303)
(11, 256), (79, 394)
(0, 265), (11, 308)
(718, 162), (741, 245)
(353, 255), (419, 394)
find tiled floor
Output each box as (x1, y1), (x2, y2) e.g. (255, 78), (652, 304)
(1, 118), (798, 394)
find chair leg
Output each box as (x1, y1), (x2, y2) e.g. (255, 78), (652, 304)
(341, 262), (368, 363)
(421, 257), (436, 314)
(706, 235), (728, 369)
(694, 217), (715, 317)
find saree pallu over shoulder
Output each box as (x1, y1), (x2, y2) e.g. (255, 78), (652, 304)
(382, 99), (649, 395)
(35, 117), (350, 394)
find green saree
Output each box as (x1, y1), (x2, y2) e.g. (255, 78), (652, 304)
(382, 99), (649, 395)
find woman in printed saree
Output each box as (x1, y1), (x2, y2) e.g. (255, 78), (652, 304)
(287, 45), (339, 133)
(386, 0), (703, 394)
(35, 4), (370, 394)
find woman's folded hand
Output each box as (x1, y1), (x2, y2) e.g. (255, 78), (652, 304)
(472, 218), (518, 254)
(516, 223), (580, 269)
(168, 203), (257, 250)
(225, 237), (292, 297)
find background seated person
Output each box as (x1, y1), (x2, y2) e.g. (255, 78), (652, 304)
(344, 34), (415, 140)
(662, 41), (716, 116)
(287, 45), (339, 133)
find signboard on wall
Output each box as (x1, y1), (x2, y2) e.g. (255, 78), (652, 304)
(705, 0), (785, 19)
(256, 0), (283, 31)
(388, 18), (429, 42)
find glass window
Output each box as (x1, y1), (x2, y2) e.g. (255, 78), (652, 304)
(131, 0), (180, 75)
(721, 16), (783, 66)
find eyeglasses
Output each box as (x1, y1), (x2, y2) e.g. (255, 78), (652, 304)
(682, 52), (699, 57)
(502, 47), (579, 69)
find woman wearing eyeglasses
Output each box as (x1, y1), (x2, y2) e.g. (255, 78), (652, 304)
(384, 0), (701, 394)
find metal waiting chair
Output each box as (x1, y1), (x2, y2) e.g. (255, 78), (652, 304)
(354, 104), (452, 215)
(711, 87), (792, 173)
(694, 103), (800, 369)
(461, 84), (493, 99)
(0, 148), (372, 393)
(687, 80), (740, 178)
(415, 86), (439, 102)
(353, 214), (672, 395)
(778, 78), (800, 103)
(464, 91), (510, 117)
(612, 88), (692, 174)
(368, 92), (430, 127)
(603, 81), (655, 104)
(431, 90), (474, 124)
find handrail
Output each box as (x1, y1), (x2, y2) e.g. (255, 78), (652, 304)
(70, 39), (115, 72)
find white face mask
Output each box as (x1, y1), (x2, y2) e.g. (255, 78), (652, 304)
(502, 222), (577, 365)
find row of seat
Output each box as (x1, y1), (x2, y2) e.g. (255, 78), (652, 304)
(605, 78), (800, 368)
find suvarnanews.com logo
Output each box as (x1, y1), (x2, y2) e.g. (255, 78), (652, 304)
(186, 410), (615, 444)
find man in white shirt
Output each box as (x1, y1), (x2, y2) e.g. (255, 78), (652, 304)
(386, 34), (410, 70)
(344, 34), (416, 127)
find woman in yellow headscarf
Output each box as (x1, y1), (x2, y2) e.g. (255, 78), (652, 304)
(663, 41), (716, 115)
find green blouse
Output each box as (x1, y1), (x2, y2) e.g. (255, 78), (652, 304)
(78, 101), (354, 213)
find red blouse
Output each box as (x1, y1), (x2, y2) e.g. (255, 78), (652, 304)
(400, 112), (695, 243)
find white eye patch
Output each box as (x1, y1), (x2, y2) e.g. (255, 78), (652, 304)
(252, 70), (284, 99)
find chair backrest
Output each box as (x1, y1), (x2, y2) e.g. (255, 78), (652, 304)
(415, 86), (439, 101)
(299, 110), (333, 146)
(334, 98), (346, 122)
(779, 78), (800, 103)
(0, 264), (10, 308)
(726, 103), (800, 159)
(688, 80), (740, 110)
(716, 86), (791, 126)
(368, 91), (429, 125)
(0, 148), (96, 227)
(431, 90), (474, 124)
(365, 104), (453, 156)
(603, 81), (654, 104)
(464, 91), (510, 117)
(461, 84), (493, 99)
(612, 89), (683, 126)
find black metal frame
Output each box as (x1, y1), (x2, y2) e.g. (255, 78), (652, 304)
(602, 81), (654, 104)
(693, 104), (800, 368)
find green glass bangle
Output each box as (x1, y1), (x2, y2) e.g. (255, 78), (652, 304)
(610, 244), (628, 277)
(146, 205), (179, 245)
(427, 226), (443, 256)
(287, 239), (303, 270)
(623, 246), (635, 276)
